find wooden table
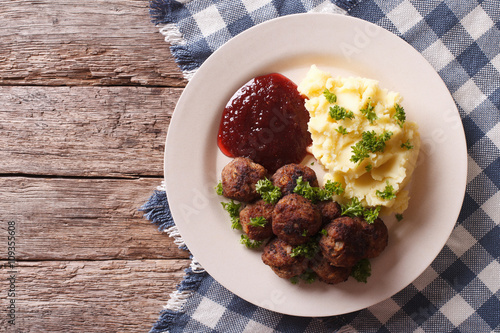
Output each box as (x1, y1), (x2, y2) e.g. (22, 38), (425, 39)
(1, 1), (190, 331)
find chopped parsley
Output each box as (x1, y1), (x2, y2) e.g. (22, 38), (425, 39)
(363, 206), (381, 224)
(329, 105), (354, 121)
(360, 101), (378, 124)
(350, 130), (393, 164)
(215, 181), (223, 195)
(365, 163), (373, 172)
(240, 234), (263, 249)
(293, 177), (344, 203)
(340, 197), (380, 224)
(396, 213), (404, 222)
(394, 103), (406, 128)
(323, 179), (345, 197)
(290, 269), (317, 284)
(336, 125), (349, 135)
(221, 200), (242, 230)
(323, 88), (337, 103)
(249, 216), (267, 228)
(351, 258), (371, 283)
(255, 178), (282, 204)
(291, 241), (320, 259)
(401, 139), (414, 150)
(376, 181), (397, 200)
(293, 176), (317, 201)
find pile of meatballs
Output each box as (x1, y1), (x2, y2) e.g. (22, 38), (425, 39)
(220, 157), (388, 285)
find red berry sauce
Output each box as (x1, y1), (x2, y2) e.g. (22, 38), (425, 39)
(217, 73), (312, 172)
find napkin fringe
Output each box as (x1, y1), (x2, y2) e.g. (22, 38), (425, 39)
(139, 189), (190, 251)
(150, 260), (207, 333)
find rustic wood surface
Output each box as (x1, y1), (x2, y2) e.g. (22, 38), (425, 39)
(1, 1), (190, 331)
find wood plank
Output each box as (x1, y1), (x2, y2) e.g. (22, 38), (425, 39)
(0, 86), (180, 177)
(0, 177), (190, 260)
(0, 259), (191, 332)
(0, 0), (187, 87)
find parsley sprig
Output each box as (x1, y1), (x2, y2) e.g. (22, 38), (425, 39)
(340, 197), (380, 224)
(240, 234), (263, 249)
(248, 216), (267, 228)
(255, 178), (282, 204)
(290, 240), (320, 259)
(401, 139), (413, 150)
(323, 88), (337, 103)
(394, 103), (406, 128)
(221, 200), (242, 230)
(376, 181), (397, 200)
(360, 101), (378, 124)
(351, 258), (371, 283)
(329, 105), (354, 121)
(350, 130), (393, 164)
(293, 177), (344, 203)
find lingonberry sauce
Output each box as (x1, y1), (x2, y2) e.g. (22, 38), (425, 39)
(217, 73), (312, 172)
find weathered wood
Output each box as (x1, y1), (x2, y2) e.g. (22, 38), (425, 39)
(0, 0), (187, 87)
(0, 259), (191, 332)
(0, 86), (181, 177)
(0, 177), (189, 260)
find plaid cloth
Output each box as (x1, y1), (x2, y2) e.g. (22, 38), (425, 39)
(142, 0), (500, 332)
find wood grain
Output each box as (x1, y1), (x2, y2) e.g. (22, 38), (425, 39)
(0, 177), (189, 261)
(0, 0), (187, 87)
(0, 86), (181, 177)
(0, 259), (191, 332)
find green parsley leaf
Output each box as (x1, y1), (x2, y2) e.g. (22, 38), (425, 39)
(293, 177), (343, 203)
(341, 197), (380, 223)
(396, 213), (404, 222)
(329, 105), (354, 121)
(336, 125), (349, 135)
(350, 130), (393, 164)
(240, 234), (263, 249)
(323, 179), (345, 197)
(351, 258), (371, 283)
(255, 178), (282, 204)
(293, 176), (317, 201)
(215, 181), (223, 195)
(376, 181), (397, 200)
(221, 200), (242, 230)
(401, 139), (413, 150)
(299, 269), (317, 284)
(249, 216), (267, 228)
(320, 228), (328, 236)
(323, 88), (337, 103)
(340, 197), (365, 217)
(394, 103), (406, 128)
(291, 241), (320, 259)
(360, 101), (378, 124)
(365, 163), (373, 172)
(363, 206), (381, 224)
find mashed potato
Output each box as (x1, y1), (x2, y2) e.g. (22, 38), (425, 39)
(298, 65), (420, 215)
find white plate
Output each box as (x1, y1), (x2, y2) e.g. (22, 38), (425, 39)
(164, 13), (467, 317)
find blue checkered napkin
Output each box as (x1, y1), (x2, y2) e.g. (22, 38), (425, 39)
(144, 0), (500, 332)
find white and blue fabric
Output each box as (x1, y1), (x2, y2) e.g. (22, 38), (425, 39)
(141, 0), (500, 332)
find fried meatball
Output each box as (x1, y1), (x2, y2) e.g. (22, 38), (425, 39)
(271, 163), (319, 196)
(239, 200), (274, 241)
(358, 217), (388, 259)
(261, 238), (307, 279)
(316, 200), (341, 225)
(272, 194), (322, 245)
(319, 216), (368, 267)
(309, 255), (352, 285)
(221, 157), (267, 202)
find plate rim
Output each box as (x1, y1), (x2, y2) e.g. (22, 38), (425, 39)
(163, 12), (468, 316)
